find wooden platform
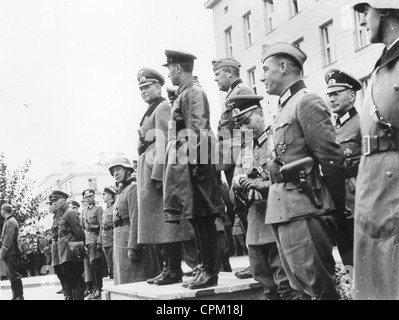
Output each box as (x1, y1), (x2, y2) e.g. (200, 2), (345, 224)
(101, 272), (264, 300)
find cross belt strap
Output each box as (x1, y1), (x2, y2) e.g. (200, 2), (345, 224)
(255, 164), (285, 184)
(362, 135), (398, 156)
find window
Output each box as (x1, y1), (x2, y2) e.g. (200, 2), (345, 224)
(248, 68), (257, 95)
(354, 9), (370, 50)
(289, 0), (299, 17)
(88, 178), (98, 191)
(320, 21), (335, 66)
(243, 12), (253, 47)
(225, 27), (233, 58)
(264, 0), (274, 34)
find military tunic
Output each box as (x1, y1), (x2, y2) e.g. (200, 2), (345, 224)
(266, 80), (345, 299)
(57, 205), (85, 265)
(217, 80), (254, 177)
(83, 204), (103, 263)
(137, 97), (193, 244)
(113, 177), (161, 285)
(98, 202), (115, 248)
(354, 42), (399, 300)
(334, 107), (361, 266)
(163, 76), (224, 222)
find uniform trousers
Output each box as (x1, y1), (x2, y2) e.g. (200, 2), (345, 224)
(4, 255), (22, 282)
(271, 214), (339, 300)
(248, 243), (303, 300)
(103, 246), (113, 279)
(61, 261), (85, 300)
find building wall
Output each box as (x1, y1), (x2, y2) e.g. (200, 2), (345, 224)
(206, 0), (384, 125)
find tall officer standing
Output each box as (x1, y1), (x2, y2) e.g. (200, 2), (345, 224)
(0, 204), (24, 300)
(261, 43), (346, 300)
(325, 69), (362, 267)
(212, 58), (255, 279)
(136, 68), (194, 286)
(353, 0), (399, 300)
(51, 190), (86, 300)
(228, 95), (304, 300)
(109, 157), (161, 285)
(162, 50), (224, 289)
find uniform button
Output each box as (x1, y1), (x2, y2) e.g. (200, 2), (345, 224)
(267, 158), (271, 162)
(387, 171), (393, 178)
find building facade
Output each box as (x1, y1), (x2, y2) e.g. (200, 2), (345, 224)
(205, 0), (384, 124)
(36, 152), (127, 229)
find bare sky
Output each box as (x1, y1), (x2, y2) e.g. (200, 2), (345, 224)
(0, 0), (221, 183)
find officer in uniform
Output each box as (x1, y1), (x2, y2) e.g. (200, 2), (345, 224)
(49, 196), (68, 297)
(228, 95), (303, 300)
(51, 190), (85, 300)
(0, 204), (24, 300)
(212, 58), (255, 279)
(261, 43), (346, 299)
(325, 69), (362, 267)
(82, 189), (105, 300)
(98, 186), (117, 280)
(162, 50), (224, 289)
(109, 157), (161, 285)
(136, 68), (193, 285)
(353, 0), (399, 300)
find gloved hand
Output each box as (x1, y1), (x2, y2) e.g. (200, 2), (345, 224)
(240, 177), (270, 192)
(232, 174), (247, 189)
(128, 248), (142, 263)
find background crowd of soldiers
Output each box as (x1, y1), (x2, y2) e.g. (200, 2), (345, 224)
(0, 0), (398, 301)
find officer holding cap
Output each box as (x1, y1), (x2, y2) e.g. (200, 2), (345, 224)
(353, 0), (399, 300)
(228, 94), (303, 300)
(51, 190), (85, 300)
(260, 42), (346, 300)
(136, 67), (194, 286)
(325, 69), (362, 267)
(162, 49), (224, 289)
(109, 157), (161, 285)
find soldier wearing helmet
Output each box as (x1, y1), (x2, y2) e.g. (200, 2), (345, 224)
(353, 0), (399, 300)
(108, 157), (161, 285)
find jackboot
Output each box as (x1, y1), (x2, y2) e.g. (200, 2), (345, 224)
(147, 267), (168, 284)
(188, 217), (218, 290)
(12, 279), (24, 300)
(73, 289), (85, 300)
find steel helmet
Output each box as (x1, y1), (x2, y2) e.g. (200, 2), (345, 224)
(108, 157), (134, 176)
(354, 0), (399, 12)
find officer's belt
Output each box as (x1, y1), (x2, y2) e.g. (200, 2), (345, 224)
(346, 166), (358, 179)
(114, 217), (130, 228)
(362, 135), (398, 156)
(138, 139), (156, 156)
(256, 164), (285, 184)
(103, 225), (114, 231)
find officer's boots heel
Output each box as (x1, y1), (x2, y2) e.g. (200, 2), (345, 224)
(187, 270), (218, 289)
(147, 267), (168, 284)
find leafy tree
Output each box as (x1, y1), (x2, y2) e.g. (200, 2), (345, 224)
(0, 153), (43, 229)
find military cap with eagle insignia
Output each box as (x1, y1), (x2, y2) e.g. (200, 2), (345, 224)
(137, 68), (165, 88)
(162, 50), (197, 67)
(325, 69), (362, 94)
(226, 94), (264, 125)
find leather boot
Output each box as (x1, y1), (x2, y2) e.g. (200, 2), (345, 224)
(147, 267), (168, 284)
(182, 267), (201, 288)
(187, 217), (218, 290)
(73, 289), (85, 300)
(154, 269), (182, 285)
(12, 279), (24, 300)
(10, 280), (17, 300)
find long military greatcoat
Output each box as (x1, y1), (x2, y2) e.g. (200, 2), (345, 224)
(137, 97), (193, 244)
(113, 178), (161, 285)
(354, 42), (399, 300)
(163, 76), (224, 222)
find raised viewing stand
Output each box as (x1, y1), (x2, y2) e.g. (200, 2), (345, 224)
(101, 272), (264, 300)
